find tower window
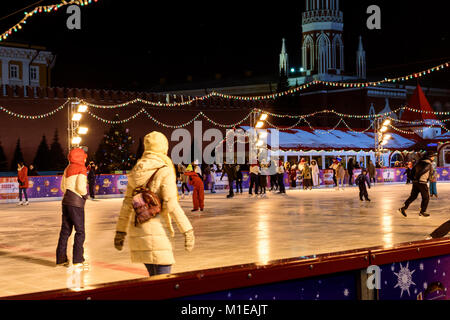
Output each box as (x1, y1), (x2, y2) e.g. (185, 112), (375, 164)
(9, 64), (19, 80)
(30, 66), (39, 82)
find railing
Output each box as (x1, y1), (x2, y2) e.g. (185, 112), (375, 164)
(4, 238), (449, 300)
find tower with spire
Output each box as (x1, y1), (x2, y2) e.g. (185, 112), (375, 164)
(279, 38), (288, 76)
(356, 36), (366, 79)
(287, 0), (360, 85)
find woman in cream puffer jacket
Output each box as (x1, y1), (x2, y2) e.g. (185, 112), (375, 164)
(114, 131), (194, 276)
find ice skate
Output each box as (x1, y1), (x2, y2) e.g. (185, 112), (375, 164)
(24, 201), (29, 206)
(398, 207), (407, 217)
(17, 201), (23, 206)
(56, 261), (70, 268)
(419, 211), (430, 217)
(73, 261), (89, 271)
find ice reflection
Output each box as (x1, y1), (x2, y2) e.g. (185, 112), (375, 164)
(256, 207), (270, 265)
(381, 199), (394, 248)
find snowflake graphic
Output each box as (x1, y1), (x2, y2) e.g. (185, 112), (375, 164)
(393, 262), (416, 298)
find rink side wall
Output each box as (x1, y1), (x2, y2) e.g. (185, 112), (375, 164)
(5, 238), (450, 300)
(2, 167), (450, 203)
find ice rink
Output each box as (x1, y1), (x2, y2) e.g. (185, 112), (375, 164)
(1, 183), (449, 297)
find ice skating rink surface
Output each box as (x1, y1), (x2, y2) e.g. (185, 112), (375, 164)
(0, 183), (449, 297)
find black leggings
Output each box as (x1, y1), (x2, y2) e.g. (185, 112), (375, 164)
(181, 183), (190, 194)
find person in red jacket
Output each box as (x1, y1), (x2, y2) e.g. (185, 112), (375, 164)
(17, 162), (29, 205)
(56, 148), (89, 268)
(184, 165), (204, 212)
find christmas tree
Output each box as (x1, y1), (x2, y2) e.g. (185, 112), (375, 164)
(0, 140), (8, 171)
(136, 137), (144, 160)
(10, 138), (24, 171)
(95, 114), (136, 173)
(33, 135), (51, 171)
(49, 129), (68, 171)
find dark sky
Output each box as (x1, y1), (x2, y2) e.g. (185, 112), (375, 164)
(1, 0), (449, 91)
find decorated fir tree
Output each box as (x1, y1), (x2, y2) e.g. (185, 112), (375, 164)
(0, 140), (8, 171)
(136, 137), (144, 160)
(33, 135), (51, 171)
(95, 115), (136, 173)
(10, 138), (24, 171)
(49, 129), (67, 171)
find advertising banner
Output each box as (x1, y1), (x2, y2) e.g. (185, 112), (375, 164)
(378, 254), (450, 300)
(2, 167), (450, 202)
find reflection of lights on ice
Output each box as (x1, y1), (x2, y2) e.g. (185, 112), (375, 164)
(393, 262), (416, 298)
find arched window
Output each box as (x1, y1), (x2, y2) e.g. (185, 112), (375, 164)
(333, 35), (343, 70)
(317, 34), (330, 74)
(303, 36), (314, 71)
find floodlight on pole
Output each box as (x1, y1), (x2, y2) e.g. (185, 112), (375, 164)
(78, 127), (89, 135)
(383, 119), (391, 127)
(380, 126), (388, 133)
(255, 121), (264, 129)
(72, 113), (82, 121)
(259, 114), (268, 121)
(77, 104), (88, 113)
(256, 140), (264, 147)
(72, 136), (82, 145)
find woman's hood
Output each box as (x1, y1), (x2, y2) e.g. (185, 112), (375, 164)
(131, 153), (167, 186)
(68, 148), (87, 166)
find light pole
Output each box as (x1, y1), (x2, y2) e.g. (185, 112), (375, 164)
(67, 101), (89, 152)
(374, 117), (392, 167)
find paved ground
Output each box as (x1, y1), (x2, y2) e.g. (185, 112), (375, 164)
(0, 183), (449, 297)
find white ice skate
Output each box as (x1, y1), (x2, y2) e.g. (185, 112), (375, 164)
(17, 201), (23, 206)
(24, 201), (29, 205)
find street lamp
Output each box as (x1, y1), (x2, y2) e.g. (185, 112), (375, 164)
(68, 101), (89, 151)
(374, 116), (392, 167)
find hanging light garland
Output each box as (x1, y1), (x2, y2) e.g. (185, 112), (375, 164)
(69, 62), (449, 108)
(0, 1), (99, 42)
(0, 100), (69, 119)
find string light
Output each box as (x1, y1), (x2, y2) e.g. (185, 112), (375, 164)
(0, 101), (69, 119)
(68, 62), (449, 108)
(0, 1), (99, 42)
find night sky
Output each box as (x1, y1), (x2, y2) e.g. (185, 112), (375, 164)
(1, 0), (449, 91)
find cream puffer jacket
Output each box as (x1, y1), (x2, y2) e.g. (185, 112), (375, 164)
(116, 153), (193, 265)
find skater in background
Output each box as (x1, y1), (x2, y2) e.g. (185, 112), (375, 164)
(114, 132), (194, 276)
(210, 164), (217, 193)
(259, 162), (268, 196)
(56, 148), (88, 267)
(87, 161), (98, 200)
(203, 165), (212, 192)
(28, 164), (39, 176)
(221, 162), (237, 198)
(355, 168), (371, 202)
(289, 162), (297, 189)
(347, 158), (355, 186)
(178, 163), (190, 198)
(185, 165), (204, 211)
(398, 152), (435, 218)
(311, 160), (320, 188)
(235, 165), (243, 194)
(269, 159), (279, 192)
(403, 162), (414, 184)
(329, 159), (338, 187)
(368, 160), (376, 184)
(249, 163), (260, 196)
(335, 158), (346, 190)
(301, 159), (313, 190)
(277, 160), (286, 194)
(429, 162), (438, 198)
(17, 162), (29, 206)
